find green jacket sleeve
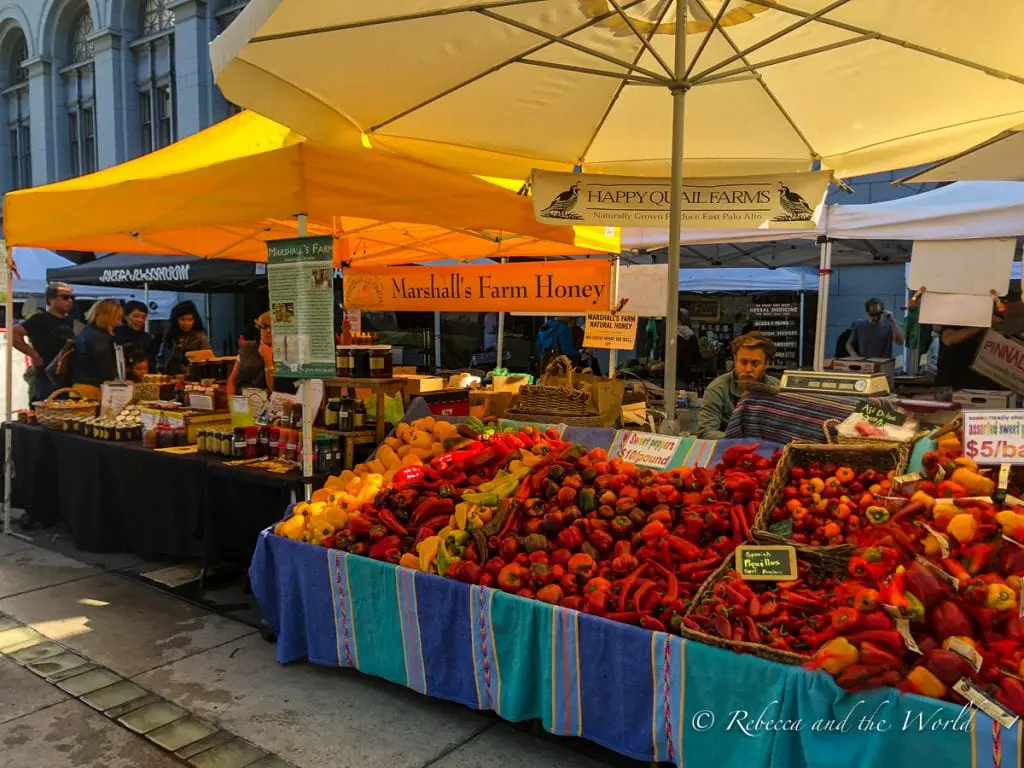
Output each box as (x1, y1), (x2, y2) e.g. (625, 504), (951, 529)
(696, 384), (728, 439)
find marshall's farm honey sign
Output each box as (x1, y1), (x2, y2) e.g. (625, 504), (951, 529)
(343, 261), (611, 313)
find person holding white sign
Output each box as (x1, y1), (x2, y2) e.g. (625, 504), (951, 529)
(697, 333), (779, 440)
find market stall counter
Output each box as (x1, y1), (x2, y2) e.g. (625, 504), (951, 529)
(250, 420), (1006, 768)
(10, 423), (302, 567)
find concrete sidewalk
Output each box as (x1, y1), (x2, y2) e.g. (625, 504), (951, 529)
(0, 534), (624, 768)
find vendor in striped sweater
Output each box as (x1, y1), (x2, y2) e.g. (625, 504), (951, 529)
(697, 333), (779, 439)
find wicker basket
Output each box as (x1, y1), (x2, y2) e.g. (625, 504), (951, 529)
(681, 556), (807, 666)
(513, 384), (592, 415)
(822, 418), (926, 448)
(502, 409), (603, 428)
(33, 388), (98, 429)
(752, 440), (909, 535)
(682, 536), (854, 665)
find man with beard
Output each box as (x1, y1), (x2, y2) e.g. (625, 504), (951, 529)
(697, 332), (779, 439)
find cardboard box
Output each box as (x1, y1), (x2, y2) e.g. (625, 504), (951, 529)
(398, 374), (444, 394)
(827, 358), (895, 388)
(394, 366), (418, 376)
(952, 389), (1017, 409)
(491, 375), (530, 394)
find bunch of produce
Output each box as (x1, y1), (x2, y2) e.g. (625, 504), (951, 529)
(803, 434), (1024, 716)
(357, 415), (464, 484)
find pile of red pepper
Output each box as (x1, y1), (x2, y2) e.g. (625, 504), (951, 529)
(484, 443), (778, 633)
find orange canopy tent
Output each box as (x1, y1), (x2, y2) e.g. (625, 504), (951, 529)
(2, 111), (617, 264)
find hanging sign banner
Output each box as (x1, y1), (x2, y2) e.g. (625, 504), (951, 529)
(343, 260), (611, 313)
(531, 170), (830, 229)
(267, 236), (337, 379)
(584, 311), (639, 350)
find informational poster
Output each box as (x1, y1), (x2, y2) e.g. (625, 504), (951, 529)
(971, 330), (1024, 395)
(749, 298), (801, 367)
(583, 311), (638, 350)
(267, 236), (336, 379)
(613, 431), (681, 470)
(344, 260), (610, 313)
(531, 169), (830, 229)
(963, 410), (1024, 464)
(100, 382), (134, 418)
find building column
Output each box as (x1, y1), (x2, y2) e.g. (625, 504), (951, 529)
(89, 29), (125, 170)
(23, 56), (56, 185)
(169, 0), (209, 138)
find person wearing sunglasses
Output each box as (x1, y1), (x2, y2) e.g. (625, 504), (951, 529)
(227, 311), (276, 396)
(12, 282), (76, 402)
(846, 297), (904, 360)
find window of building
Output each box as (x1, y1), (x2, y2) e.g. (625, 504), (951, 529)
(132, 0), (176, 155)
(63, 11), (98, 177)
(216, 1), (249, 116)
(3, 33), (29, 188)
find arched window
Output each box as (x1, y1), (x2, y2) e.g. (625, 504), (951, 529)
(64, 10), (97, 176)
(4, 31), (29, 189)
(133, 0), (176, 154)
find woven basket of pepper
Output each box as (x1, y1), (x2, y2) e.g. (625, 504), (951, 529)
(752, 441), (910, 543)
(681, 546), (851, 665)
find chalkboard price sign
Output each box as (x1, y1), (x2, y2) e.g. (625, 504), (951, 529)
(855, 400), (907, 428)
(735, 545), (798, 581)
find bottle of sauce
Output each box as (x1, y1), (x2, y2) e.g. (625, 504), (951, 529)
(285, 429), (298, 462)
(232, 427), (247, 458)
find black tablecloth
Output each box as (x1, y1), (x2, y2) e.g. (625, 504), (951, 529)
(10, 423), (302, 567)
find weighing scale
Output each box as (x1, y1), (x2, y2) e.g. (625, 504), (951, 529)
(779, 370), (891, 396)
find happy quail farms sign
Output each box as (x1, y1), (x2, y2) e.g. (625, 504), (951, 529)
(530, 170), (830, 229)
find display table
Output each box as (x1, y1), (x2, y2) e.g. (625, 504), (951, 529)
(10, 423), (302, 567)
(324, 377), (410, 443)
(250, 427), (1000, 768)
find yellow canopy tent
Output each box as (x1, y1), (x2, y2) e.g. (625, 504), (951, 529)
(2, 111), (617, 264)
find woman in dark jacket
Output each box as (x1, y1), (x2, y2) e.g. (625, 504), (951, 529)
(158, 300), (211, 375)
(72, 299), (124, 398)
(227, 311), (276, 395)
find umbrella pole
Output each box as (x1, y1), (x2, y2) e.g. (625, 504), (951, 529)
(662, 4), (688, 432)
(798, 291), (806, 367)
(813, 235), (833, 371)
(495, 257), (506, 371)
(297, 214), (313, 502)
(434, 312), (442, 371)
(3, 246), (13, 534)
(608, 255), (619, 378)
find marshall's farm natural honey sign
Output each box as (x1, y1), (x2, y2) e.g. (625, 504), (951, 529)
(343, 260), (611, 313)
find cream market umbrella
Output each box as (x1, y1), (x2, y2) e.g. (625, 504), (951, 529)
(212, 1), (1024, 424)
(898, 125), (1024, 183)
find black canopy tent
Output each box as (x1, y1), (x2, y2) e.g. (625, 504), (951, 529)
(46, 252), (267, 292)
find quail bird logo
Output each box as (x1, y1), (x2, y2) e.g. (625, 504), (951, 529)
(773, 183), (814, 222)
(540, 181), (584, 220)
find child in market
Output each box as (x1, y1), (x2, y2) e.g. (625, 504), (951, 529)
(129, 349), (150, 382)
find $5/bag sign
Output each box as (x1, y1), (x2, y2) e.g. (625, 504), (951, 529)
(963, 410), (1024, 464)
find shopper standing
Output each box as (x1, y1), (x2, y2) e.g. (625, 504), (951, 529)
(227, 311), (276, 395)
(158, 300), (211, 375)
(114, 300), (156, 370)
(846, 298), (904, 359)
(12, 282), (75, 402)
(72, 299), (124, 399)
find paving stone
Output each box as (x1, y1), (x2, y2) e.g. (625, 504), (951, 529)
(47, 662), (99, 683)
(188, 738), (267, 768)
(0, 699), (180, 767)
(81, 680), (150, 712)
(429, 724), (613, 768)
(137, 633), (490, 768)
(0, 572), (254, 675)
(27, 651), (89, 678)
(8, 641), (66, 665)
(117, 699), (188, 734)
(56, 666), (124, 696)
(0, 656), (68, 725)
(0, 625), (45, 653)
(103, 692), (163, 719)
(248, 756), (295, 768)
(175, 730), (237, 760)
(0, 542), (100, 598)
(146, 716), (219, 752)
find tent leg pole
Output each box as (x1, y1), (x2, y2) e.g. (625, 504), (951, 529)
(297, 213), (313, 502)
(3, 247), (13, 534)
(608, 256), (619, 378)
(434, 312), (441, 371)
(662, 6), (688, 432)
(799, 291), (806, 367)
(143, 282), (150, 332)
(814, 237), (833, 372)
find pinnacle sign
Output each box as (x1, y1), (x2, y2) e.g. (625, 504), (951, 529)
(531, 170), (831, 229)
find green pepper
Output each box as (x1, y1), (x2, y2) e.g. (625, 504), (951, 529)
(436, 540), (453, 577)
(865, 506), (890, 525)
(462, 492), (499, 506)
(578, 488), (598, 514)
(905, 592), (925, 622)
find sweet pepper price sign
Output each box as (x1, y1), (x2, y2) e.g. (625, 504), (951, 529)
(583, 311), (638, 350)
(963, 410), (1024, 465)
(735, 545), (798, 581)
(612, 431), (681, 470)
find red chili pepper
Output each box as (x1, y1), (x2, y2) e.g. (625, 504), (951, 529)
(846, 629), (904, 652)
(941, 558), (971, 582)
(617, 561), (652, 613)
(831, 607), (860, 633)
(781, 591), (829, 613)
(410, 497), (455, 527)
(604, 611), (642, 625)
(377, 509), (408, 536)
(665, 535), (701, 560)
(392, 465), (426, 488)
(678, 556), (720, 576)
(741, 615), (761, 643)
(631, 580), (657, 612)
(713, 613), (732, 638)
(640, 615), (666, 632)
(419, 514), (453, 531)
(651, 563), (679, 604)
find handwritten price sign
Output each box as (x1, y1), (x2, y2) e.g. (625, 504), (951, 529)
(613, 431), (682, 470)
(963, 410), (1024, 465)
